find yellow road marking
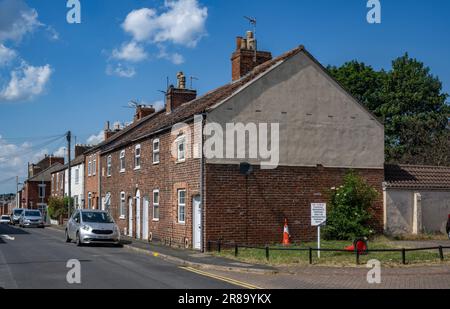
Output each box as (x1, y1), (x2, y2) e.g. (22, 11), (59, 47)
(180, 266), (261, 289)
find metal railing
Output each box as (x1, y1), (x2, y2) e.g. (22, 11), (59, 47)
(207, 240), (450, 265)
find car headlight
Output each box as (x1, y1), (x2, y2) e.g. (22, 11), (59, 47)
(81, 225), (91, 231)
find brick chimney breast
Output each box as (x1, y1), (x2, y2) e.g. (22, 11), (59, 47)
(231, 31), (272, 81)
(165, 72), (197, 114)
(134, 105), (156, 122)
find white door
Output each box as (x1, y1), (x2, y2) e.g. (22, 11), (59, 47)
(128, 197), (133, 237)
(192, 195), (202, 250)
(135, 190), (141, 239)
(142, 196), (149, 241)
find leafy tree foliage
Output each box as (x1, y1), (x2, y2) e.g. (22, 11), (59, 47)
(323, 172), (378, 241)
(328, 54), (450, 165)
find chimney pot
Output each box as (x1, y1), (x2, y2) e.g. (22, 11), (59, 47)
(166, 73), (197, 114)
(231, 32), (272, 81)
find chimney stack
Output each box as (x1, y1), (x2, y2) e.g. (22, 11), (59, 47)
(166, 72), (197, 114)
(231, 31), (272, 81)
(75, 145), (92, 157)
(103, 121), (121, 141)
(134, 105), (156, 122)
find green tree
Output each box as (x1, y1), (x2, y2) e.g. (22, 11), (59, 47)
(323, 172), (378, 241)
(328, 54), (450, 165)
(48, 196), (74, 221)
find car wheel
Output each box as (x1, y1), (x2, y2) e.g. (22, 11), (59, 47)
(76, 232), (83, 247)
(65, 230), (71, 243)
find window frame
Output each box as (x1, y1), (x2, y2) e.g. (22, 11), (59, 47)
(119, 150), (126, 173)
(87, 192), (92, 209)
(153, 139), (160, 164)
(134, 144), (141, 170)
(88, 158), (92, 177)
(176, 136), (186, 163)
(38, 184), (46, 199)
(177, 189), (186, 224)
(93, 159), (97, 176)
(153, 189), (160, 221)
(119, 192), (126, 219)
(75, 168), (80, 185)
(106, 155), (112, 177)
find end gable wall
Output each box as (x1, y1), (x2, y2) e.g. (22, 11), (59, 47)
(206, 51), (385, 169)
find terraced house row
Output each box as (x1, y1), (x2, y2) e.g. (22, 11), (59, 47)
(46, 32), (386, 250)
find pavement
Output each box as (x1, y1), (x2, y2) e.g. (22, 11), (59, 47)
(0, 224), (256, 289)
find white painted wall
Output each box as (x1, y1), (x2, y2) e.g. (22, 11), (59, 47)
(385, 189), (450, 235)
(64, 163), (85, 209)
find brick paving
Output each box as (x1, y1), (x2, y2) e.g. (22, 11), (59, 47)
(207, 265), (450, 289)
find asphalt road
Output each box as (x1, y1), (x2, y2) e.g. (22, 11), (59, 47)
(0, 224), (237, 289)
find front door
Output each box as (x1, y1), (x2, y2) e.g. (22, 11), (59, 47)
(192, 195), (202, 250)
(135, 190), (141, 239)
(142, 196), (149, 241)
(128, 197), (133, 237)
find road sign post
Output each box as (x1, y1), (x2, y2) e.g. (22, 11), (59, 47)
(311, 203), (327, 258)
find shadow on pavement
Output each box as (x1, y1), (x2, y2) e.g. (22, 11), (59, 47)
(0, 224), (31, 236)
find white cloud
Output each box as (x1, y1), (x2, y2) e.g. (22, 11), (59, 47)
(112, 41), (148, 62)
(0, 0), (56, 103)
(0, 43), (16, 66)
(107, 0), (207, 77)
(157, 45), (184, 64)
(0, 0), (42, 43)
(106, 63), (136, 78)
(87, 131), (105, 145)
(0, 135), (61, 192)
(123, 0), (208, 47)
(0, 63), (52, 102)
(54, 146), (66, 158)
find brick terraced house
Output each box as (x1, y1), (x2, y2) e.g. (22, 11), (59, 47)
(88, 32), (385, 250)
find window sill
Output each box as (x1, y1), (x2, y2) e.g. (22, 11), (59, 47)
(152, 219), (160, 222)
(119, 216), (126, 220)
(134, 167), (141, 171)
(177, 221), (186, 225)
(153, 162), (160, 165)
(176, 160), (186, 164)
(120, 170), (126, 174)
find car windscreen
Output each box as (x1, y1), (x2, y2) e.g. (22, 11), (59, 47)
(25, 211), (41, 217)
(13, 210), (23, 215)
(1, 216), (9, 219)
(82, 212), (114, 224)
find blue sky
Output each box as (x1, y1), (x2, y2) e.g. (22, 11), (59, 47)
(0, 0), (449, 193)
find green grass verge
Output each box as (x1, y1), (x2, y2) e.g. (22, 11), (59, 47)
(213, 239), (450, 267)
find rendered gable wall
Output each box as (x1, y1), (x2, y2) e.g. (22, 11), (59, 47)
(206, 51), (385, 169)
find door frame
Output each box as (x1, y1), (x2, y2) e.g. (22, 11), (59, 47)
(142, 196), (149, 241)
(128, 197), (133, 237)
(192, 195), (202, 250)
(135, 190), (141, 239)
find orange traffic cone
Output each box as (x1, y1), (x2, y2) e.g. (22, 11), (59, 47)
(282, 219), (291, 246)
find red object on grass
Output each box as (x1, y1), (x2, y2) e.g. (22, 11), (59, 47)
(345, 238), (368, 255)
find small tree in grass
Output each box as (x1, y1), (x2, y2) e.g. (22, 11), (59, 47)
(323, 172), (378, 240)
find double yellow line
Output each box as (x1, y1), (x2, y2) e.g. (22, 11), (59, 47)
(181, 266), (261, 289)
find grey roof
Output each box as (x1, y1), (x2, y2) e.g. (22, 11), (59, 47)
(27, 163), (64, 182)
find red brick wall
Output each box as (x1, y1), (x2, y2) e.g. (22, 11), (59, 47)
(23, 181), (51, 209)
(101, 122), (201, 248)
(204, 164), (384, 246)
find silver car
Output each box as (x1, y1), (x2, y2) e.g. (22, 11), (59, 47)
(19, 210), (45, 228)
(11, 208), (25, 225)
(1, 215), (11, 224)
(65, 210), (121, 246)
